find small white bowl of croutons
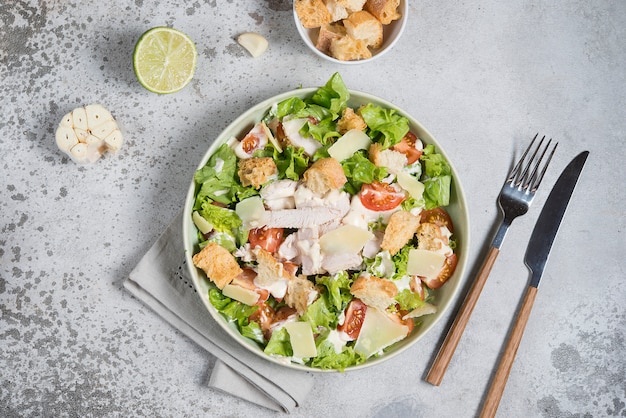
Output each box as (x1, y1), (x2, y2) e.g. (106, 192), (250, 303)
(294, 0), (407, 64)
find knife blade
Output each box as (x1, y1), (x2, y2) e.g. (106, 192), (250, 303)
(480, 150), (589, 418)
(525, 150), (589, 287)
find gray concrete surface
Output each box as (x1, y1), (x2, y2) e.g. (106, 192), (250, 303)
(1, 1), (624, 417)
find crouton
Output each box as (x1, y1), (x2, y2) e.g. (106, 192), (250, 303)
(316, 23), (346, 55)
(192, 242), (242, 289)
(416, 222), (444, 252)
(302, 157), (347, 195)
(329, 35), (372, 61)
(336, 107), (367, 134)
(237, 157), (278, 189)
(325, 0), (349, 22)
(364, 0), (401, 25)
(368, 142), (407, 174)
(343, 11), (383, 49)
(295, 0), (332, 28)
(350, 275), (398, 310)
(337, 0), (367, 12)
(255, 248), (291, 287)
(381, 210), (421, 255)
(285, 276), (319, 314)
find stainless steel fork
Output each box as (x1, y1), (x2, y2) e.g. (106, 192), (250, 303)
(426, 134), (558, 386)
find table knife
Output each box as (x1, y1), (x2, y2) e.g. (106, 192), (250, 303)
(480, 150), (589, 418)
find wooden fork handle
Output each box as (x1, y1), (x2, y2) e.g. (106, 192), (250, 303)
(426, 246), (501, 386)
(480, 286), (538, 418)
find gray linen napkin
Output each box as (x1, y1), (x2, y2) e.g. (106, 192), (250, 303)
(123, 212), (314, 413)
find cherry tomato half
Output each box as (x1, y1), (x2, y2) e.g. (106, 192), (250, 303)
(359, 181), (406, 212)
(420, 207), (454, 233)
(392, 132), (422, 164)
(338, 299), (368, 340)
(421, 253), (458, 289)
(248, 227), (285, 253)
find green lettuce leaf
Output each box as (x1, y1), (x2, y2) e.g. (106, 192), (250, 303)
(316, 271), (353, 311)
(301, 292), (336, 331)
(264, 327), (293, 357)
(310, 72), (350, 119)
(359, 103), (410, 149)
(395, 289), (425, 311)
(310, 338), (366, 371)
(341, 151), (388, 195)
(420, 144), (452, 209)
(194, 143), (258, 207)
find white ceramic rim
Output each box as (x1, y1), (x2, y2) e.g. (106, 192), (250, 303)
(183, 87), (470, 372)
(293, 0), (408, 65)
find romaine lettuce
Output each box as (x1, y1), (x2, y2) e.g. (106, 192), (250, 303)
(341, 151), (388, 195)
(264, 327), (293, 357)
(316, 271), (353, 311)
(310, 338), (366, 371)
(310, 72), (350, 119)
(359, 103), (409, 149)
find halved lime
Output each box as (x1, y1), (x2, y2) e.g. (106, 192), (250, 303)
(133, 27), (197, 94)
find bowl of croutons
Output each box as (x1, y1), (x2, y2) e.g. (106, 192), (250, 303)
(294, 0), (407, 63)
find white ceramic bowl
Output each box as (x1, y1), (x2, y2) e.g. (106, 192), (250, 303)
(293, 0), (408, 64)
(183, 87), (469, 372)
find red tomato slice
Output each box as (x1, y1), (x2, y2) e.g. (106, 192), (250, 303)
(420, 207), (454, 233)
(250, 302), (275, 340)
(338, 299), (367, 340)
(248, 227), (285, 253)
(392, 132), (422, 164)
(421, 253), (458, 289)
(391, 308), (415, 335)
(359, 181), (406, 211)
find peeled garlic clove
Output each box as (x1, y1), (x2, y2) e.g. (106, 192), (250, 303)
(69, 142), (89, 164)
(237, 32), (269, 58)
(72, 106), (88, 131)
(104, 130), (123, 153)
(85, 104), (113, 129)
(90, 120), (117, 140)
(60, 112), (73, 128)
(56, 126), (79, 151)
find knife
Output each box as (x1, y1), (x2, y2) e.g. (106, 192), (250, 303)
(479, 151), (589, 418)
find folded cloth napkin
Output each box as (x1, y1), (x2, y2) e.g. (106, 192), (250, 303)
(124, 212), (314, 413)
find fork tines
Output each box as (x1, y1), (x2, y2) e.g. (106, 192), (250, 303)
(508, 134), (559, 192)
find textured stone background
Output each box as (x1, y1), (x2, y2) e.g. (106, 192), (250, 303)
(1, 1), (624, 417)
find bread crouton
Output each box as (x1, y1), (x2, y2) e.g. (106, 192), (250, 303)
(255, 248), (291, 287)
(285, 276), (319, 314)
(325, 0), (349, 22)
(336, 107), (367, 134)
(364, 0), (401, 25)
(302, 157), (347, 195)
(329, 35), (372, 61)
(337, 0), (367, 12)
(416, 222), (444, 252)
(381, 210), (421, 255)
(350, 275), (398, 310)
(295, 0), (332, 28)
(192, 242), (242, 289)
(238, 157), (278, 189)
(316, 23), (346, 55)
(368, 142), (407, 174)
(343, 11), (383, 49)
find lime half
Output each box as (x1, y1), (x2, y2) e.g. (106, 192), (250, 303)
(133, 27), (197, 94)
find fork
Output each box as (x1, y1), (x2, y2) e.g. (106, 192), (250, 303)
(426, 134), (557, 386)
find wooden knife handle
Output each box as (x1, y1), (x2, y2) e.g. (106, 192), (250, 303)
(480, 286), (538, 418)
(426, 246), (501, 386)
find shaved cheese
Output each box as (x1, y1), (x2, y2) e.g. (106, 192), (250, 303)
(354, 308), (409, 358)
(222, 284), (260, 306)
(285, 322), (317, 358)
(192, 211), (213, 234)
(397, 172), (425, 200)
(407, 249), (446, 277)
(319, 224), (374, 254)
(235, 196), (268, 229)
(327, 129), (371, 161)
